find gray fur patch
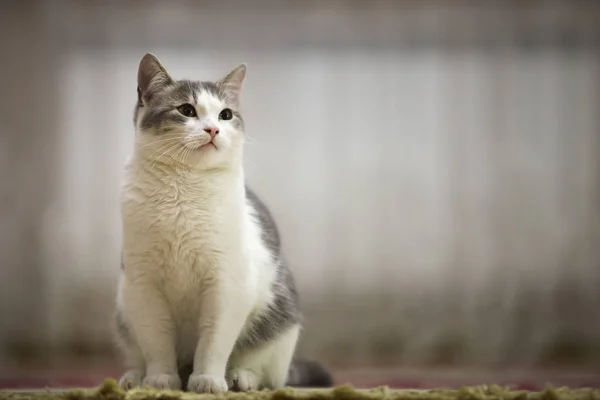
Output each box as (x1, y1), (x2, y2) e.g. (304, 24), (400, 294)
(231, 110), (244, 131)
(236, 260), (301, 350)
(134, 78), (243, 134)
(245, 187), (280, 254)
(234, 188), (301, 350)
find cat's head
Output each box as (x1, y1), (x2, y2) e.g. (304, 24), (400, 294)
(134, 53), (246, 170)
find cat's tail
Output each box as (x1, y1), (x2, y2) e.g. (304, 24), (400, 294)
(286, 359), (334, 387)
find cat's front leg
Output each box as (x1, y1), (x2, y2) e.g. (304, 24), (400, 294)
(115, 308), (146, 390)
(122, 281), (181, 391)
(188, 275), (254, 394)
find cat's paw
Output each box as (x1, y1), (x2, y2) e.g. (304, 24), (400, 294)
(227, 368), (259, 392)
(142, 373), (182, 390)
(119, 369), (145, 390)
(187, 374), (228, 394)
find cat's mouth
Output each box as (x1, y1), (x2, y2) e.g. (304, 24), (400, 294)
(183, 140), (218, 152)
(189, 139), (217, 150)
(200, 141), (218, 150)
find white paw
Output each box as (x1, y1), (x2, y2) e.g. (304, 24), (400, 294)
(227, 368), (259, 392)
(119, 369), (145, 390)
(142, 373), (182, 390)
(187, 373), (228, 394)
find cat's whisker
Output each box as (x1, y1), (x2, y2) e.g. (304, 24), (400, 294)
(132, 141), (182, 187)
(168, 143), (190, 165)
(141, 142), (180, 182)
(139, 135), (182, 149)
(143, 142), (181, 168)
(180, 146), (194, 167)
(153, 142), (183, 166)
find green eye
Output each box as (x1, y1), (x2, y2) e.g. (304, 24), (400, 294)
(219, 108), (233, 121)
(177, 104), (197, 117)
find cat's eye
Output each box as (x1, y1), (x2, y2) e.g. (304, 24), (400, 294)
(177, 104), (197, 118)
(219, 108), (233, 121)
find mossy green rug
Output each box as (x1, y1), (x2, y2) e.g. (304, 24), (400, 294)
(1, 379), (599, 400)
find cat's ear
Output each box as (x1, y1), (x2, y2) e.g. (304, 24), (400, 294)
(137, 53), (174, 100)
(217, 63), (246, 106)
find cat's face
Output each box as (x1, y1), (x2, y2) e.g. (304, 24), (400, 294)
(134, 53), (246, 170)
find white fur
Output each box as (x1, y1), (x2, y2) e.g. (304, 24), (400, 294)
(227, 324), (300, 390)
(116, 76), (299, 393)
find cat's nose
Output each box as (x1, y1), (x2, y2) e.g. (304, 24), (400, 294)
(203, 126), (219, 139)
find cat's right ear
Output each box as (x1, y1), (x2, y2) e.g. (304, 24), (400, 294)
(137, 53), (174, 101)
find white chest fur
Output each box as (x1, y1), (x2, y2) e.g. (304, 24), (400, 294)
(120, 159), (275, 324)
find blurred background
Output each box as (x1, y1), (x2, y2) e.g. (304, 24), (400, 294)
(1, 0), (599, 390)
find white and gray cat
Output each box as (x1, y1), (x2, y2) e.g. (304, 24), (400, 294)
(114, 54), (332, 394)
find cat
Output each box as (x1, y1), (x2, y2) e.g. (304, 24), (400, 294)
(114, 53), (332, 394)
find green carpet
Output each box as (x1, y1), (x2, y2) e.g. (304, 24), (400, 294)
(1, 379), (599, 400)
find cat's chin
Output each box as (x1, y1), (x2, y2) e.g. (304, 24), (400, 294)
(186, 147), (235, 171)
(199, 142), (218, 150)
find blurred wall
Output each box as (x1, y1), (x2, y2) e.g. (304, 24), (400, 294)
(1, 0), (599, 369)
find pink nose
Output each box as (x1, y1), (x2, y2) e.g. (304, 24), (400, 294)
(204, 126), (219, 139)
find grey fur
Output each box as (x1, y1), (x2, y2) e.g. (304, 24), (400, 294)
(134, 54), (244, 133)
(245, 187), (280, 254)
(235, 263), (301, 349)
(235, 187), (301, 349)
(135, 78), (243, 133)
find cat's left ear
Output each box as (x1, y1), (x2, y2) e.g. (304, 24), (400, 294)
(217, 63), (247, 107)
(138, 53), (174, 101)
